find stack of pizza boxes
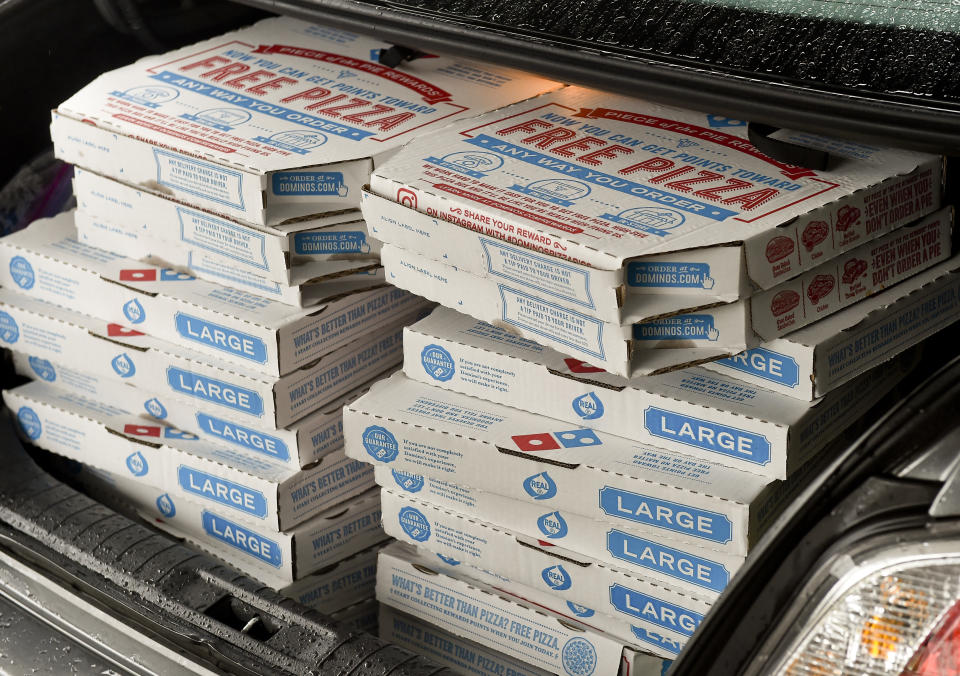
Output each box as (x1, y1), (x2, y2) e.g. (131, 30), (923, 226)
(0, 15), (560, 625)
(346, 85), (960, 672)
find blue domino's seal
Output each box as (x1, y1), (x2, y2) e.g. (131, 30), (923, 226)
(0, 311), (20, 344)
(16, 407), (41, 440)
(9, 256), (34, 290)
(421, 344), (455, 382)
(397, 506), (431, 542)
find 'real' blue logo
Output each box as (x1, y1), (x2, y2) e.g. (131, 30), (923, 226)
(362, 425), (399, 462)
(392, 470), (424, 493)
(421, 344), (455, 382)
(125, 451), (149, 477)
(122, 299), (146, 324)
(716, 347), (800, 388)
(541, 564), (572, 591)
(644, 407), (772, 466)
(571, 392), (604, 420)
(398, 507), (431, 542)
(175, 313), (267, 364)
(598, 487), (733, 544)
(144, 397), (168, 420)
(606, 530), (730, 592)
(9, 256), (34, 289)
(28, 357), (56, 382)
(561, 637), (597, 676)
(196, 413), (289, 462)
(16, 407), (42, 440)
(523, 471), (557, 500)
(0, 311), (20, 344)
(156, 493), (176, 518)
(178, 466), (267, 518)
(537, 511), (569, 539)
(437, 553), (460, 566)
(630, 626), (681, 656)
(111, 353), (136, 378)
(202, 511), (282, 568)
(609, 584), (703, 636)
(566, 601), (595, 618)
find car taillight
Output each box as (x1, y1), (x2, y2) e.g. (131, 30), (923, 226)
(763, 543), (960, 676)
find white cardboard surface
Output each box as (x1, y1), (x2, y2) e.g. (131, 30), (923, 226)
(401, 308), (910, 478)
(52, 16), (559, 224)
(0, 212), (425, 375)
(4, 381), (375, 530)
(704, 255), (960, 400)
(280, 542), (384, 613)
(370, 86), (941, 294)
(0, 287), (412, 429)
(377, 542), (670, 676)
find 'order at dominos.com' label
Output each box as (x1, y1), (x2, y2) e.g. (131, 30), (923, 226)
(627, 262), (714, 289)
(202, 511), (282, 568)
(644, 407), (772, 465)
(294, 231), (370, 255)
(598, 486), (733, 544)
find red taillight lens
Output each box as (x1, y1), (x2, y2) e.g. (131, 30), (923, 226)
(902, 601), (960, 675)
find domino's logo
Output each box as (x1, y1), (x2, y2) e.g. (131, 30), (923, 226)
(9, 256), (34, 290)
(0, 311), (20, 344)
(122, 299), (146, 324)
(398, 506), (431, 542)
(362, 425), (399, 462)
(144, 398), (168, 420)
(541, 564), (572, 591)
(156, 493), (176, 518)
(523, 471), (557, 500)
(421, 344), (455, 382)
(537, 511), (569, 539)
(16, 407), (41, 440)
(111, 353), (136, 378)
(28, 357), (56, 382)
(512, 428), (601, 452)
(437, 553), (460, 566)
(125, 451), (149, 477)
(392, 469), (424, 493)
(572, 392), (604, 420)
(566, 602), (595, 618)
(561, 637), (597, 676)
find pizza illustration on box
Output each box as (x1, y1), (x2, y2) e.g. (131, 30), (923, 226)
(807, 274), (836, 304)
(836, 205), (861, 232)
(771, 290), (801, 316)
(842, 258), (868, 284)
(802, 221), (829, 251)
(765, 236), (795, 263)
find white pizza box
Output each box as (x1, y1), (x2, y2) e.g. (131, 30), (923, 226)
(59, 458), (386, 589)
(750, 207), (952, 340)
(376, 465), (745, 598)
(329, 598), (379, 635)
(0, 212), (424, 376)
(76, 208), (382, 306)
(369, 86), (941, 299)
(401, 308), (910, 479)
(10, 348), (394, 471)
(382, 489), (710, 648)
(0, 287), (413, 430)
(363, 186), (749, 322)
(379, 604), (559, 676)
(280, 542), (384, 614)
(704, 255), (960, 400)
(378, 541), (671, 676)
(3, 381), (375, 531)
(411, 545), (685, 660)
(382, 243), (752, 375)
(74, 166), (378, 284)
(51, 16), (560, 225)
(345, 371), (773, 554)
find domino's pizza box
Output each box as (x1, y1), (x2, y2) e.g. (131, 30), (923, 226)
(74, 166), (379, 285)
(401, 308), (912, 478)
(0, 287), (414, 430)
(0, 213), (424, 376)
(382, 489), (710, 650)
(376, 466), (742, 598)
(51, 16), (560, 225)
(704, 255), (960, 400)
(345, 371), (774, 556)
(10, 349), (394, 471)
(389, 542), (684, 661)
(749, 206), (952, 340)
(3, 381), (375, 531)
(76, 207), (383, 306)
(61, 459), (385, 587)
(378, 605), (558, 676)
(280, 542), (384, 613)
(363, 186), (749, 323)
(329, 598), (379, 634)
(377, 541), (672, 676)
(382, 243), (752, 375)
(369, 86), (941, 303)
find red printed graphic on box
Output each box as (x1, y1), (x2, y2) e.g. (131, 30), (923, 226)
(806, 274), (835, 305)
(562, 358), (606, 374)
(842, 258), (868, 285)
(511, 428), (602, 452)
(107, 323), (144, 337)
(766, 235), (796, 279)
(771, 290), (800, 317)
(801, 220), (830, 260)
